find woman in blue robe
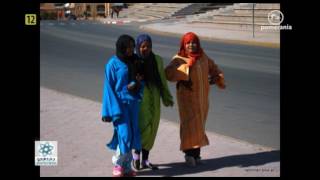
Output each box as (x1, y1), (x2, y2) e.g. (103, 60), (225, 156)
(101, 34), (144, 177)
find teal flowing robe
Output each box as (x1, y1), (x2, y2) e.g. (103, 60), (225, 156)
(102, 55), (143, 154)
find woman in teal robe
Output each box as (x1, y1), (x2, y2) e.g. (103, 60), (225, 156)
(101, 34), (144, 177)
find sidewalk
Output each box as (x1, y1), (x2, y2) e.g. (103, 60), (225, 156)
(140, 21), (280, 48)
(40, 87), (280, 177)
(97, 17), (149, 25)
(95, 16), (280, 48)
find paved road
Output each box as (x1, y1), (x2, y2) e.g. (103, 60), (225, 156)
(40, 20), (280, 149)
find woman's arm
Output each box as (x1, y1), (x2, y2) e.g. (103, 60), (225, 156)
(101, 62), (122, 122)
(165, 57), (189, 82)
(207, 55), (226, 89)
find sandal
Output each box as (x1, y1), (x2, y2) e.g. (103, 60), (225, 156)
(132, 159), (140, 170)
(141, 161), (159, 170)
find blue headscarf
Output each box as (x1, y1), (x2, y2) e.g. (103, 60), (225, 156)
(136, 34), (152, 58)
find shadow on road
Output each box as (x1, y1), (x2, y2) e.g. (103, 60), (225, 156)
(136, 150), (280, 176)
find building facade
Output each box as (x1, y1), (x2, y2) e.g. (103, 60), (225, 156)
(40, 3), (127, 20)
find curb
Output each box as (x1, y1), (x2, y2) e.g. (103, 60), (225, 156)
(100, 19), (148, 25)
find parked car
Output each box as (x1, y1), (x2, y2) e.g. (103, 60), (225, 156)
(68, 14), (77, 20)
(65, 13), (77, 20)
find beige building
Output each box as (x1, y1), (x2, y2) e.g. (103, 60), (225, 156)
(40, 3), (127, 20)
(74, 3), (110, 18)
(40, 3), (65, 20)
(75, 3), (129, 19)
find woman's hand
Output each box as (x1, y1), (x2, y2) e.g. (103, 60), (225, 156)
(127, 73), (143, 93)
(102, 116), (112, 123)
(136, 73), (144, 82)
(216, 73), (226, 89)
(164, 99), (174, 107)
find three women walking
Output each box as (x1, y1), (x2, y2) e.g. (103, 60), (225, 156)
(101, 32), (226, 176)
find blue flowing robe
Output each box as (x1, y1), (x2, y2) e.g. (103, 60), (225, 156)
(101, 55), (143, 154)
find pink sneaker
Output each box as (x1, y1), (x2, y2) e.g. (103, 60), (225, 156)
(112, 166), (124, 177)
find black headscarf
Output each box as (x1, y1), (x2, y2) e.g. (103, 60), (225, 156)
(115, 34), (140, 82)
(136, 34), (162, 95)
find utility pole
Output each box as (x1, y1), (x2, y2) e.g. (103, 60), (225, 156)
(93, 3), (96, 20)
(107, 3), (110, 17)
(104, 3), (108, 17)
(252, 3), (255, 38)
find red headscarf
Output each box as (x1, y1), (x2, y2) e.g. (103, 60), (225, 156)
(178, 32), (203, 67)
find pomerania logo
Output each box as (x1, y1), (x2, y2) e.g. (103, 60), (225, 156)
(261, 10), (292, 31)
(268, 10), (284, 25)
(35, 141), (58, 166)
